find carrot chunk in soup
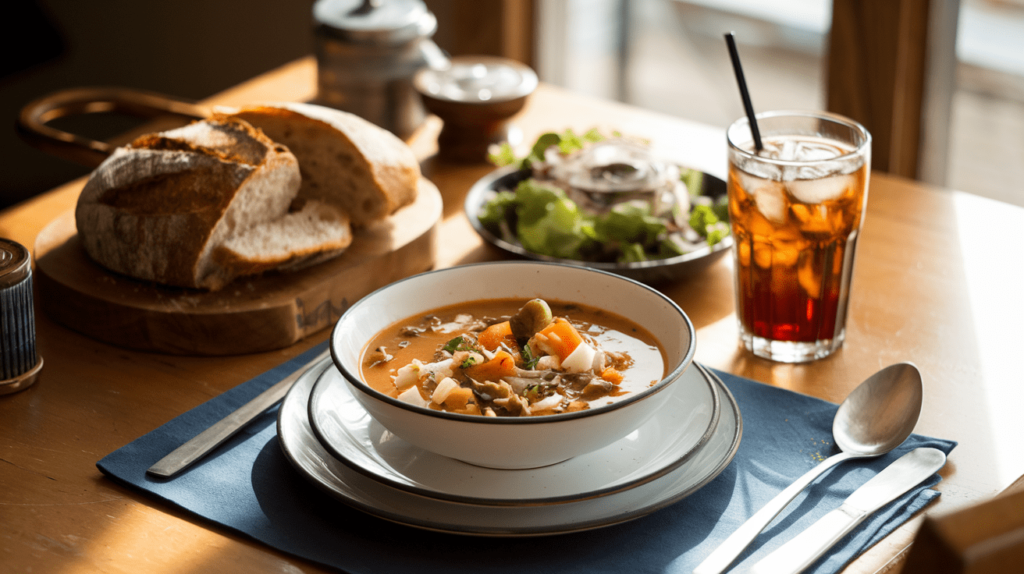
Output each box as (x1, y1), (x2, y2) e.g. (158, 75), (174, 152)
(478, 321), (515, 351)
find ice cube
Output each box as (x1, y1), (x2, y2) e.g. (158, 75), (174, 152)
(772, 241), (800, 267)
(787, 175), (853, 204)
(790, 203), (831, 236)
(781, 139), (798, 160)
(757, 138), (843, 161)
(799, 161), (851, 180)
(755, 140), (783, 160)
(737, 241), (751, 266)
(736, 156), (785, 181)
(798, 255), (822, 299)
(753, 181), (788, 224)
(753, 242), (773, 269)
(793, 140), (842, 162)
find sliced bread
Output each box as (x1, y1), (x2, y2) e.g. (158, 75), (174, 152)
(76, 116), (303, 291)
(214, 199), (352, 277)
(228, 102), (420, 226)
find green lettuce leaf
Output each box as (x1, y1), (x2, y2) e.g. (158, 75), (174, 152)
(705, 222), (730, 246)
(521, 133), (562, 170)
(487, 142), (518, 167)
(618, 242), (648, 264)
(680, 167), (704, 197)
(514, 180), (591, 259)
(658, 234), (691, 258)
(689, 204), (731, 247)
(492, 129), (611, 170)
(478, 190), (517, 229)
(689, 204), (720, 237)
(592, 203), (666, 248)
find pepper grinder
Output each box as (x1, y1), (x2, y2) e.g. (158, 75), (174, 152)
(414, 56), (538, 162)
(1, 238), (43, 395)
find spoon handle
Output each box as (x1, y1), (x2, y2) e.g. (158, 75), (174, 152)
(692, 450), (855, 574)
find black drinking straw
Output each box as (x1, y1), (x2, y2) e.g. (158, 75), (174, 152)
(724, 32), (763, 152)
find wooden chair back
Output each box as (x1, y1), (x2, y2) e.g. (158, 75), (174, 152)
(900, 482), (1024, 573)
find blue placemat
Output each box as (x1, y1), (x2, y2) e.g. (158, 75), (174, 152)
(98, 342), (956, 574)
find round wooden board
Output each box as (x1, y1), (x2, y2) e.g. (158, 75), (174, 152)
(33, 179), (442, 355)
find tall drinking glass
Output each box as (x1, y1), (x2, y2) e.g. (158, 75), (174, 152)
(727, 111), (871, 363)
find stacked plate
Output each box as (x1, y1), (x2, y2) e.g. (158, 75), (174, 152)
(277, 357), (742, 537)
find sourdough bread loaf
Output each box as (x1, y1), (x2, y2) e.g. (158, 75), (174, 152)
(76, 116), (316, 291)
(76, 103), (418, 291)
(228, 102), (420, 226)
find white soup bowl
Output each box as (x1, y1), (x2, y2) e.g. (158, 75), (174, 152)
(329, 261), (696, 469)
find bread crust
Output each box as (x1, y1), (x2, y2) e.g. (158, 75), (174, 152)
(229, 103), (419, 226)
(75, 103), (418, 292)
(76, 116), (301, 290)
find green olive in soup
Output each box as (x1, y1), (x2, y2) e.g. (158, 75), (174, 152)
(360, 298), (665, 417)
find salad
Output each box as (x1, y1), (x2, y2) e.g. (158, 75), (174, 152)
(480, 129), (730, 264)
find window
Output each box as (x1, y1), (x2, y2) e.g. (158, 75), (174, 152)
(537, 0), (1024, 207)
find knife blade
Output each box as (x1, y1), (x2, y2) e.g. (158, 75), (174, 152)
(749, 447), (947, 574)
(146, 349), (330, 478)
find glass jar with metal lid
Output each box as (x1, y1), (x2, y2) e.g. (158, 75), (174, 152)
(1, 238), (42, 395)
(313, 0), (449, 138)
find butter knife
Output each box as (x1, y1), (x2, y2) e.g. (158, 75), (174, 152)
(749, 447), (947, 574)
(147, 349), (330, 478)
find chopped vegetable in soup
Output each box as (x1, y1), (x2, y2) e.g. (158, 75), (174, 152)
(360, 298), (665, 417)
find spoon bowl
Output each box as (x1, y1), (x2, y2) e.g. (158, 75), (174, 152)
(833, 362), (923, 456)
(694, 362), (925, 574)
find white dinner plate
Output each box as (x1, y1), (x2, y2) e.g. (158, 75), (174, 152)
(307, 361), (721, 506)
(278, 358), (742, 537)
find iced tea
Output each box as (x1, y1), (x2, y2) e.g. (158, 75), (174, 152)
(726, 112), (871, 362)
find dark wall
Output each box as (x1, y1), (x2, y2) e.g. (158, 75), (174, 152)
(0, 0), (522, 211)
(0, 0), (317, 210)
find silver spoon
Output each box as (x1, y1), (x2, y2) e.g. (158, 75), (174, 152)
(693, 362), (923, 574)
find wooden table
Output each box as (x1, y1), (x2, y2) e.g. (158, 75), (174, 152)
(2, 57), (1022, 573)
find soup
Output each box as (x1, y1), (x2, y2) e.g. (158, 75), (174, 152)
(360, 298), (665, 417)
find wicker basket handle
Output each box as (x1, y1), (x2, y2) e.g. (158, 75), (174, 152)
(17, 87), (210, 167)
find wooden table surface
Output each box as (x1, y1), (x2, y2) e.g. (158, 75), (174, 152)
(2, 57), (1022, 573)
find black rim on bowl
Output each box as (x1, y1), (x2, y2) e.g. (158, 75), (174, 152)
(329, 261), (697, 426)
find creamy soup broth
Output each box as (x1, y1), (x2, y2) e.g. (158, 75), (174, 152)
(359, 298), (666, 417)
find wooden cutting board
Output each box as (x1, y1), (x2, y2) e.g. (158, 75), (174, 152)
(33, 180), (442, 355)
